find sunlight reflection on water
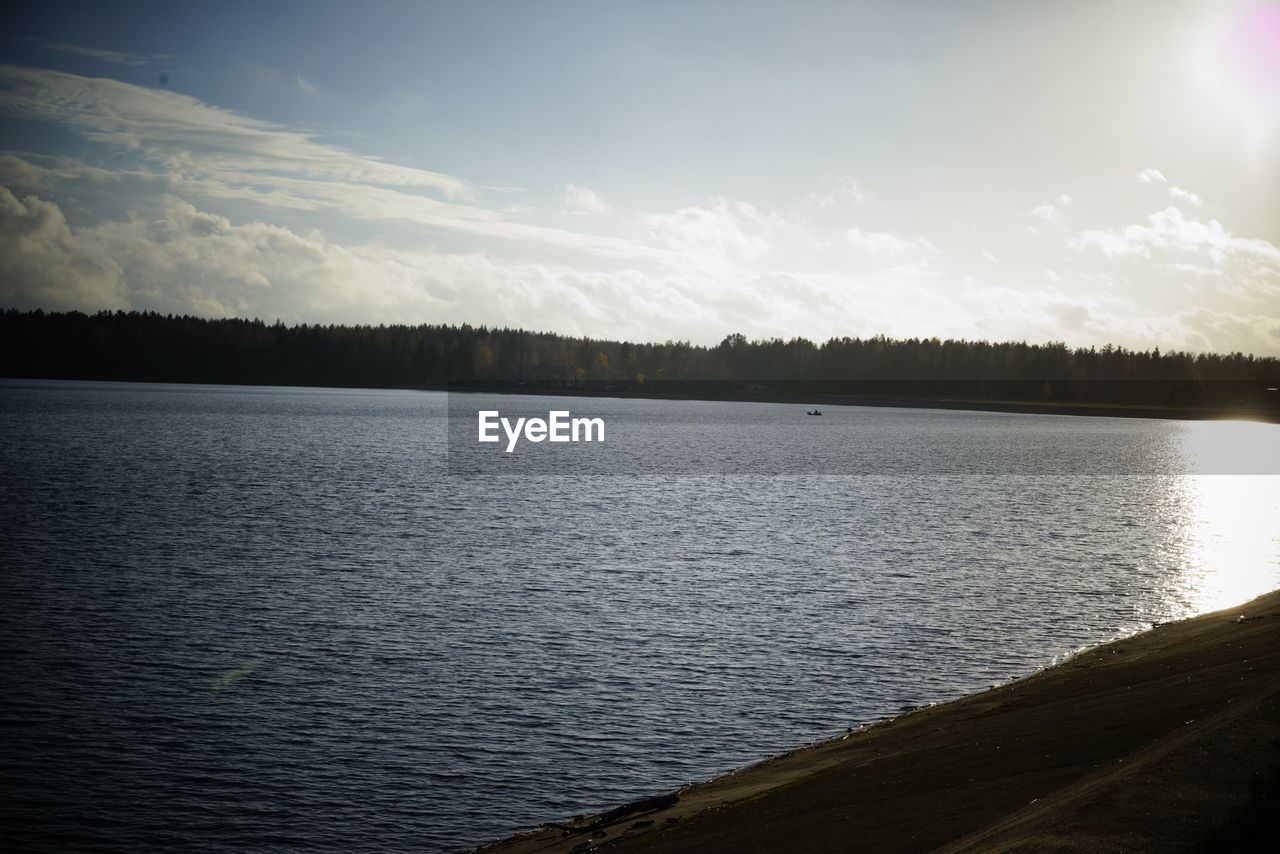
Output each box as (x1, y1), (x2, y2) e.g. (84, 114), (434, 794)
(1172, 474), (1280, 613)
(1166, 421), (1280, 613)
(1179, 419), (1280, 475)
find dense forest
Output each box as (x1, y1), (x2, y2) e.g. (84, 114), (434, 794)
(3, 309), (1278, 412)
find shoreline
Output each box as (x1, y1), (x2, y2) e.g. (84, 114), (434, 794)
(480, 590), (1280, 853)
(448, 383), (1280, 423)
(6, 376), (1279, 423)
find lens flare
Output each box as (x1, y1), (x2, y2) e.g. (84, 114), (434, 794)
(1195, 1), (1280, 150)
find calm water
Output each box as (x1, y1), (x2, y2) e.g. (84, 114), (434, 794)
(2, 380), (1279, 851)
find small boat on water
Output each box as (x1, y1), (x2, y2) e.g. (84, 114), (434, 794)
(807, 409), (823, 416)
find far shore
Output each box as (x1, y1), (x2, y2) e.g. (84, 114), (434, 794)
(447, 382), (1280, 424)
(7, 376), (1277, 423)
(481, 589), (1280, 853)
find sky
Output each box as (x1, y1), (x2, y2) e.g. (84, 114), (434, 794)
(1, 0), (1278, 355)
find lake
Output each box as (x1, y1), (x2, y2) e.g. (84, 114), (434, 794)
(2, 380), (1278, 851)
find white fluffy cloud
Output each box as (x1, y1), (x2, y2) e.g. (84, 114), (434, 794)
(0, 186), (952, 342)
(646, 199), (777, 264)
(1060, 206), (1280, 354)
(561, 184), (608, 214)
(1029, 204), (1062, 223)
(4, 179), (1276, 355)
(0, 187), (642, 325)
(1136, 167), (1167, 184)
(0, 186), (127, 310)
(1072, 206), (1280, 265)
(1027, 194), (1070, 227)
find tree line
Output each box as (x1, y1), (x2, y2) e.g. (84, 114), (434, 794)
(2, 309), (1277, 411)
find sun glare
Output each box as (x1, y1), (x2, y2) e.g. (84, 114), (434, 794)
(1194, 1), (1280, 151)
(1179, 419), (1280, 475)
(1171, 474), (1280, 614)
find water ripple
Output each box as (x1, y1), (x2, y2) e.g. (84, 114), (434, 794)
(1, 381), (1277, 851)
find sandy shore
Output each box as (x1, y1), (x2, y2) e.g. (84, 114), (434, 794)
(481, 590), (1280, 853)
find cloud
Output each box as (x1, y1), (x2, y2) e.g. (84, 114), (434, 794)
(38, 41), (174, 67)
(846, 227), (937, 264)
(1, 66), (1275, 356)
(0, 65), (473, 198)
(1168, 306), (1280, 355)
(1029, 194), (1071, 224)
(1169, 186), (1202, 206)
(562, 183), (608, 214)
(0, 187), (948, 342)
(4, 184), (1275, 356)
(0, 150), (166, 193)
(1060, 206), (1280, 354)
(1071, 206), (1280, 265)
(0, 68), (669, 262)
(962, 283), (1280, 356)
(244, 62), (321, 98)
(1029, 204), (1062, 223)
(0, 186), (127, 310)
(0, 188), (491, 320)
(1136, 167), (1167, 184)
(645, 196), (938, 275)
(0, 152), (48, 187)
(646, 199), (776, 264)
(807, 177), (872, 207)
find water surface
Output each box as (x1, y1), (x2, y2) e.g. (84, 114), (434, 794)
(2, 380), (1278, 851)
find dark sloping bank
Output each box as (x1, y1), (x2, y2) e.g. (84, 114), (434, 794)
(482, 590), (1280, 853)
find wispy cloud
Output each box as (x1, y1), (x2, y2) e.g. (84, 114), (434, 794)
(296, 73), (319, 97)
(0, 67), (681, 264)
(32, 39), (175, 67)
(1136, 167), (1167, 184)
(807, 177), (872, 207)
(0, 65), (472, 198)
(846, 227), (937, 266)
